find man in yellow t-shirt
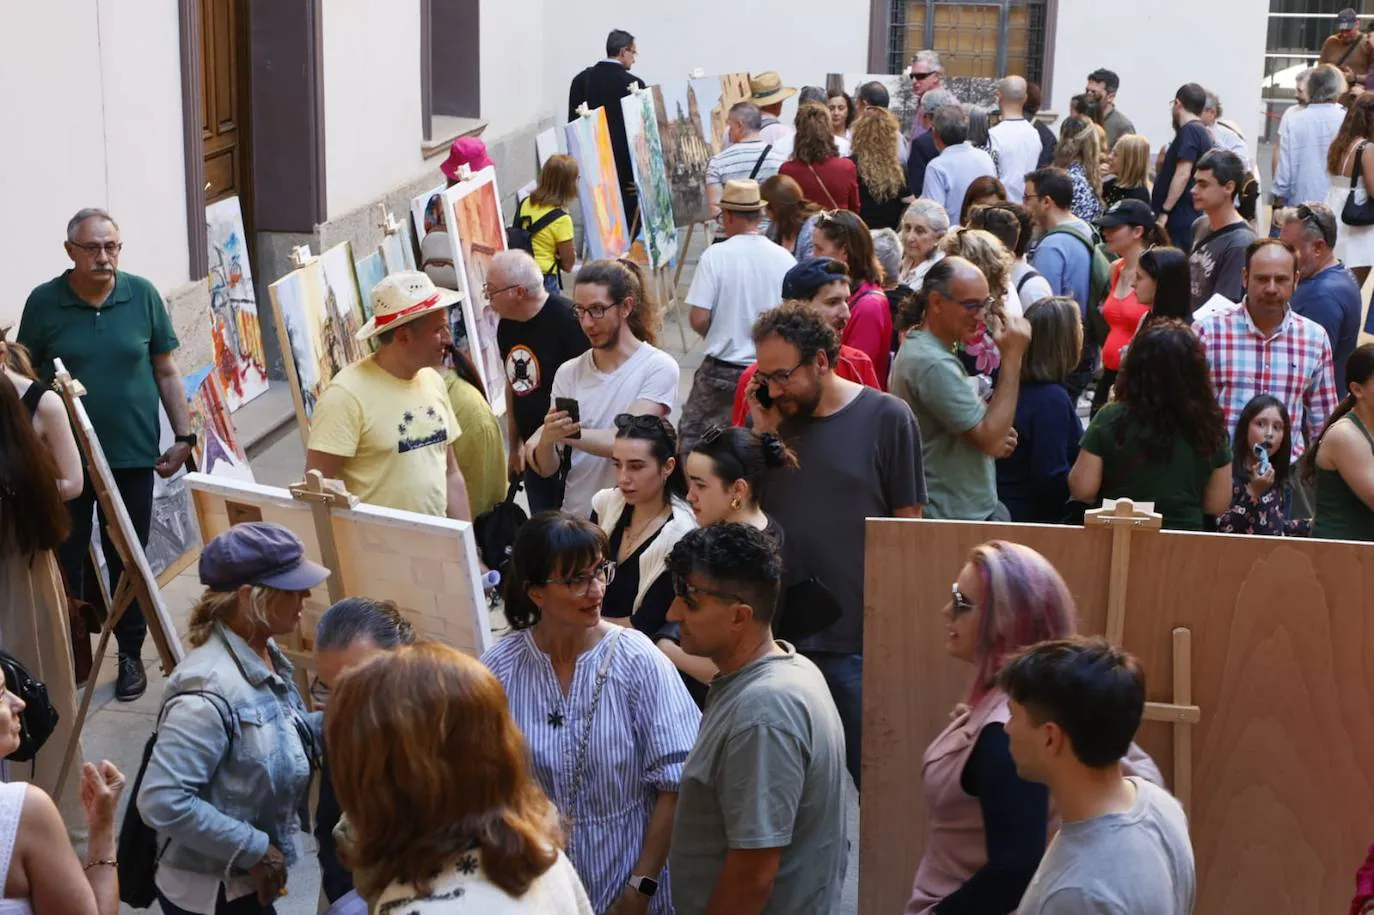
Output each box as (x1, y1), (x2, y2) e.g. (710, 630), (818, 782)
(305, 272), (471, 520)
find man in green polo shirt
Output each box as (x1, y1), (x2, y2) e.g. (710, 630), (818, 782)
(18, 208), (194, 701)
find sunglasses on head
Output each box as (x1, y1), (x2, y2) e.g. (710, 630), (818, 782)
(614, 413), (668, 434)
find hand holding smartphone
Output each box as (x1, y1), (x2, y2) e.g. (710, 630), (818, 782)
(554, 397), (581, 439)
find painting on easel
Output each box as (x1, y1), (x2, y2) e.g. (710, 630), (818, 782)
(622, 90), (679, 268)
(445, 168), (509, 413)
(205, 197), (270, 412)
(379, 214), (417, 276)
(186, 366), (252, 478)
(831, 73), (922, 136)
(354, 252), (386, 321)
(653, 82), (711, 227)
(269, 259), (366, 423)
(565, 107), (630, 260)
(690, 73), (752, 155)
(411, 185), (480, 376)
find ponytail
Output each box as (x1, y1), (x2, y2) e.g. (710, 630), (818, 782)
(691, 427), (799, 509)
(574, 258), (661, 348)
(0, 326), (37, 380)
(1145, 223), (1171, 248)
(1302, 342), (1374, 484)
(759, 432), (799, 471)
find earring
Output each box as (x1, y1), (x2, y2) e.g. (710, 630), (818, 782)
(730, 497), (742, 511)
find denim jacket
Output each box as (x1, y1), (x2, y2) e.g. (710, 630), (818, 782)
(137, 622), (321, 879)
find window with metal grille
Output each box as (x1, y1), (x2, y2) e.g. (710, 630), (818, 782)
(888, 0), (1051, 84)
(1261, 0), (1374, 141)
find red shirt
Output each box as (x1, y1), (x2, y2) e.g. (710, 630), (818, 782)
(730, 345), (881, 426)
(840, 282), (893, 387)
(779, 157), (861, 211)
(1101, 260), (1149, 371)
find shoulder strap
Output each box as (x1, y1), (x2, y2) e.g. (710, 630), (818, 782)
(1016, 269), (1044, 293)
(1046, 224), (1095, 254)
(807, 163), (841, 209)
(526, 208), (566, 235)
(158, 689), (236, 742)
(18, 381), (44, 417)
(749, 144), (774, 180)
(1338, 37), (1364, 69)
(1354, 141), (1369, 185)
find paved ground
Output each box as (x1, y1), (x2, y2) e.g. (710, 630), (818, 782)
(84, 231), (862, 914)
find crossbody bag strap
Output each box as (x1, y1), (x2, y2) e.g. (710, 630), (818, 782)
(749, 144), (773, 180)
(806, 163), (841, 209)
(1353, 141), (1369, 186)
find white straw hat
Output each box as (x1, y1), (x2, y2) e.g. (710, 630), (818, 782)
(356, 271), (462, 341)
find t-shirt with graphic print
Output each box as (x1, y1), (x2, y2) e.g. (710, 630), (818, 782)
(497, 293), (590, 442)
(308, 356), (460, 516)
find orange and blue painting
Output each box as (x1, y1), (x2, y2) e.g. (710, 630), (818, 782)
(206, 196), (270, 412)
(565, 107), (630, 259)
(447, 169), (509, 413)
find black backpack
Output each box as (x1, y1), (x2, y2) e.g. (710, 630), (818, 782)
(473, 479), (529, 574)
(119, 690), (235, 909)
(0, 651), (58, 763)
(507, 203), (566, 264)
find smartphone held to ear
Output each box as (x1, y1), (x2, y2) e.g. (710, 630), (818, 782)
(555, 397), (581, 439)
(755, 384), (774, 408)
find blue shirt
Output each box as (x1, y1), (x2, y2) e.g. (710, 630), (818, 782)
(1030, 218), (1093, 317)
(996, 381), (1083, 522)
(1294, 260), (1362, 387)
(923, 143), (997, 223)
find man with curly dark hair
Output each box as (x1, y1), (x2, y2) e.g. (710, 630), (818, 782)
(744, 301), (926, 790)
(664, 523), (847, 915)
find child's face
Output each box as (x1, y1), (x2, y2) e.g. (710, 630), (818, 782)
(1248, 406), (1285, 455)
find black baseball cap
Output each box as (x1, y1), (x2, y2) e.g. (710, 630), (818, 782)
(1096, 199), (1155, 231)
(781, 257), (849, 300)
(1338, 7), (1359, 29)
(199, 522), (331, 592)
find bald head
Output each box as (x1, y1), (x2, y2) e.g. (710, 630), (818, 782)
(998, 76), (1027, 106)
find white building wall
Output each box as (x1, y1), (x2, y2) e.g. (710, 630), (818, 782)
(321, 0), (427, 219)
(1049, 0), (1270, 159)
(482, 0), (548, 141)
(0, 0), (190, 329)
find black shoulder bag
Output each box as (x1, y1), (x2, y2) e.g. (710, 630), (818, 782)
(1342, 141), (1374, 227)
(0, 651), (59, 764)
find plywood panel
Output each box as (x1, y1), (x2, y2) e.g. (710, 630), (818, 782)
(186, 474), (491, 671)
(861, 518), (1374, 915)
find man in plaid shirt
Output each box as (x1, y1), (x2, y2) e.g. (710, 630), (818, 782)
(1196, 237), (1338, 461)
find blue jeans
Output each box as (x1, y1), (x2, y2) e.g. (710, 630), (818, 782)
(803, 651), (863, 791)
(523, 467), (564, 515)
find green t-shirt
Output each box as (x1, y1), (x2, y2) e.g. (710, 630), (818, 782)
(443, 369), (507, 518)
(1080, 403), (1231, 531)
(18, 271), (179, 469)
(891, 329), (997, 520)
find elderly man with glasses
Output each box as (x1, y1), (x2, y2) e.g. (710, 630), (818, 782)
(17, 208), (193, 702)
(1279, 201), (1364, 386)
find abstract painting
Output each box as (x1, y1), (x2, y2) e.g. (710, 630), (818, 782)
(205, 197), (269, 412)
(621, 90), (678, 268)
(185, 366), (251, 478)
(445, 167), (508, 414)
(354, 252), (386, 321)
(565, 108), (630, 259)
(831, 73), (922, 136)
(654, 82), (712, 227)
(411, 184), (479, 375)
(269, 259), (366, 429)
(690, 73), (753, 154)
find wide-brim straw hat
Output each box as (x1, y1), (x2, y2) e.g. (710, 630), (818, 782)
(719, 178), (767, 213)
(356, 271), (462, 341)
(750, 71), (797, 108)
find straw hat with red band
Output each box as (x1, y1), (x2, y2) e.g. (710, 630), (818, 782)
(356, 271), (463, 342)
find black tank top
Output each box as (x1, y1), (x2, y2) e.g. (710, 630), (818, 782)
(18, 381), (43, 418)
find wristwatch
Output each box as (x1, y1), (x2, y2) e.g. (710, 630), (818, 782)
(627, 875), (659, 898)
(174, 433), (198, 448)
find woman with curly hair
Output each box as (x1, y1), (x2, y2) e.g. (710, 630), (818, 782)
(761, 174), (821, 257)
(850, 108), (912, 230)
(1053, 116), (1105, 222)
(1069, 320), (1232, 529)
(1325, 93), (1374, 285)
(780, 103), (861, 212)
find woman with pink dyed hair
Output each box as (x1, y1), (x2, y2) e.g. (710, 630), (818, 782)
(905, 541), (1074, 915)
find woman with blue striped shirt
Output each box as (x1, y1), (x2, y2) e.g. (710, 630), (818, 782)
(483, 512), (700, 914)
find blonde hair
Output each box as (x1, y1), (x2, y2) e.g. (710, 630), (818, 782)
(939, 227), (1013, 318)
(530, 154), (579, 207)
(1021, 296), (1083, 384)
(186, 586), (274, 647)
(1054, 118), (1104, 199)
(0, 326), (37, 380)
(851, 108), (906, 202)
(1111, 134), (1150, 190)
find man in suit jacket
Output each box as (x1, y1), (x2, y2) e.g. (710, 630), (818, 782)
(568, 29), (645, 223)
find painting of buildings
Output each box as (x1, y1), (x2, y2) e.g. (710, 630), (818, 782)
(269, 259), (363, 425)
(831, 73), (922, 135)
(622, 90), (678, 268)
(205, 197), (269, 412)
(690, 73), (753, 154)
(653, 82), (711, 228)
(446, 168), (509, 413)
(565, 108), (630, 259)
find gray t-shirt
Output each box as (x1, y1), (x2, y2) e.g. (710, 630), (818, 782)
(1188, 217), (1255, 312)
(1017, 778), (1196, 915)
(669, 644), (847, 915)
(762, 387), (927, 655)
(891, 329), (997, 520)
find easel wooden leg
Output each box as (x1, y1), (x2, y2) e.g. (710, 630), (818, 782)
(671, 223), (699, 293)
(1171, 627), (1193, 815)
(657, 266), (689, 351)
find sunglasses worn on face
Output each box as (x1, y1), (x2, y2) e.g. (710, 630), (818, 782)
(951, 581), (976, 616)
(614, 413), (666, 433)
(910, 72), (935, 81)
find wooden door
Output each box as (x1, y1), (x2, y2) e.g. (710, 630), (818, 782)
(201, 0), (249, 209)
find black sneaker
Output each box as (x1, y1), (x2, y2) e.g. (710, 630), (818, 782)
(115, 654), (147, 702)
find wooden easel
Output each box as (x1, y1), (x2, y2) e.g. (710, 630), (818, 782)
(51, 361), (185, 800)
(1084, 498), (1202, 812)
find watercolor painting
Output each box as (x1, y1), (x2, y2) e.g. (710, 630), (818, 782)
(185, 365), (250, 478)
(320, 241), (366, 338)
(269, 259), (366, 423)
(565, 108), (630, 259)
(690, 73), (753, 154)
(354, 252), (386, 321)
(621, 91), (678, 268)
(654, 82), (712, 227)
(205, 197), (270, 412)
(831, 73), (922, 135)
(445, 167), (509, 414)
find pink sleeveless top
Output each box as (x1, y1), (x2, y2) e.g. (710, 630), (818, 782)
(0, 781), (34, 914)
(906, 690), (1011, 915)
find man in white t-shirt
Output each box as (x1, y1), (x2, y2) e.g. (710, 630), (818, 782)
(1001, 637), (1196, 915)
(525, 261), (680, 518)
(989, 76), (1044, 204)
(681, 179), (796, 452)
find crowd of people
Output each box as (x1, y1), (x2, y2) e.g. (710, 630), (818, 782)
(9, 19), (1374, 915)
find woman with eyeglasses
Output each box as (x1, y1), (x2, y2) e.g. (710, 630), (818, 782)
(589, 415), (702, 699)
(906, 541), (1075, 914)
(483, 512), (699, 915)
(810, 209), (893, 385)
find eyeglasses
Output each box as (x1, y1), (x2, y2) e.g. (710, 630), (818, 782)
(614, 413), (667, 433)
(951, 582), (976, 616)
(755, 359), (809, 388)
(544, 561), (616, 596)
(672, 573), (744, 610)
(572, 302), (617, 321)
(71, 242), (122, 256)
(483, 282), (519, 299)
